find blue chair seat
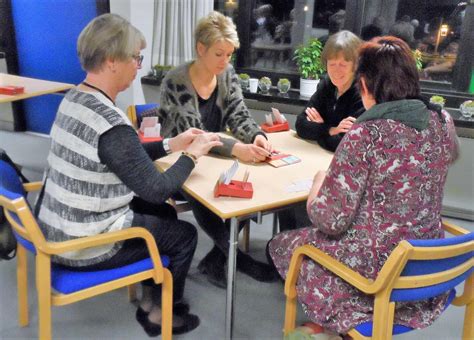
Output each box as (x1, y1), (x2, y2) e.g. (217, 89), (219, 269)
(15, 230), (170, 294)
(354, 288), (457, 337)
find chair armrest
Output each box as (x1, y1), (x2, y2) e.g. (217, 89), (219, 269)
(284, 244), (376, 298)
(23, 181), (42, 192)
(39, 227), (164, 282)
(442, 221), (469, 236)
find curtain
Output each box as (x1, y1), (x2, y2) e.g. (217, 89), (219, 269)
(152, 0), (213, 67)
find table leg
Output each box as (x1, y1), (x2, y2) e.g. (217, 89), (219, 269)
(225, 217), (239, 340)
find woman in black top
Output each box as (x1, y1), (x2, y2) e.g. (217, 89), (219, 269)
(278, 31), (364, 233)
(295, 31), (364, 152)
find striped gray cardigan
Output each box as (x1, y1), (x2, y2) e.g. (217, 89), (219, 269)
(38, 88), (134, 267)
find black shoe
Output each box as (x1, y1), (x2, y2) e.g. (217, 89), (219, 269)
(136, 302), (190, 324)
(136, 310), (200, 337)
(197, 247), (227, 289)
(236, 250), (279, 282)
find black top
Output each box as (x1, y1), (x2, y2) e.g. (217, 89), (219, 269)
(98, 125), (195, 205)
(295, 75), (364, 152)
(198, 86), (220, 133)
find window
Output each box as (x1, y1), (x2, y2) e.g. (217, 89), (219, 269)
(221, 0), (473, 97)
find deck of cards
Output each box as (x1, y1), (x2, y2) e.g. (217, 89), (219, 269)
(266, 150), (301, 168)
(261, 108), (290, 133)
(138, 117), (162, 142)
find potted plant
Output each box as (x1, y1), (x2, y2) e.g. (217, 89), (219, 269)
(430, 95), (446, 108)
(277, 78), (291, 94)
(152, 64), (173, 80)
(293, 38), (324, 97)
(239, 73), (250, 91)
(258, 76), (272, 95)
(460, 100), (474, 118)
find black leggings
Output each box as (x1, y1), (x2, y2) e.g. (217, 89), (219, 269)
(69, 197), (197, 305)
(182, 191), (246, 256)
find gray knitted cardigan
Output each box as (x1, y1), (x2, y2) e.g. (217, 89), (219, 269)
(157, 62), (263, 157)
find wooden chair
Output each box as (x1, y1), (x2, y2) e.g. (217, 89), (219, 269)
(0, 160), (173, 340)
(283, 221), (473, 340)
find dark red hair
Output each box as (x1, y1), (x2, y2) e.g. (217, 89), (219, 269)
(356, 36), (420, 104)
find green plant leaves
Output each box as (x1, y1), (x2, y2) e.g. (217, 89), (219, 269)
(293, 38), (324, 80)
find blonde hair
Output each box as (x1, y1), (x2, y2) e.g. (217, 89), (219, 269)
(194, 11), (240, 52)
(77, 13), (146, 72)
(321, 30), (362, 69)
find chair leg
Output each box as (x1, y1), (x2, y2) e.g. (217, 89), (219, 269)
(284, 294), (297, 336)
(371, 292), (392, 340)
(127, 284), (137, 302)
(161, 269), (173, 340)
(16, 245), (29, 327)
(462, 275), (473, 340)
(36, 253), (52, 340)
(241, 222), (250, 253)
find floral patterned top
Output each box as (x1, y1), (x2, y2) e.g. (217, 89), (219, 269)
(269, 101), (458, 334)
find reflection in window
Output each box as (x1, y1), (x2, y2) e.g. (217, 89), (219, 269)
(389, 1), (466, 84)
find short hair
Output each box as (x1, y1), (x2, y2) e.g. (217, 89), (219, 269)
(321, 30), (362, 69)
(77, 13), (146, 72)
(194, 11), (240, 51)
(356, 36), (420, 104)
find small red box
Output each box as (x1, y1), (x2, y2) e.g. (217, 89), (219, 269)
(214, 180), (253, 199)
(260, 121), (289, 133)
(0, 85), (25, 95)
(138, 131), (163, 143)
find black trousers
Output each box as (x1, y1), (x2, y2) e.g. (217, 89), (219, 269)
(70, 197), (197, 305)
(181, 191), (246, 256)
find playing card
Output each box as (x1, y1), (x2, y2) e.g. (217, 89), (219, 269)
(265, 113), (274, 126)
(271, 107), (284, 124)
(140, 116), (158, 133)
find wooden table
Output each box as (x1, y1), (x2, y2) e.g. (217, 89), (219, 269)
(156, 131), (333, 339)
(0, 73), (73, 103)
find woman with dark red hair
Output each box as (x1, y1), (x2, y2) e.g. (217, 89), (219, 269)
(269, 36), (459, 336)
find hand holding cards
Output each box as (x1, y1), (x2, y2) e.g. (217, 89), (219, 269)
(138, 117), (162, 143)
(261, 108), (290, 133)
(214, 160), (253, 198)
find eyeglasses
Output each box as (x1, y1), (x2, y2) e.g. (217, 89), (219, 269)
(132, 54), (144, 67)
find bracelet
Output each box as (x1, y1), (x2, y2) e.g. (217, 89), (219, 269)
(182, 151), (198, 164)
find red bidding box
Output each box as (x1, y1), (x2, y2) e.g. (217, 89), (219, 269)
(260, 121), (289, 133)
(214, 180), (253, 198)
(0, 85), (25, 95)
(138, 131), (163, 143)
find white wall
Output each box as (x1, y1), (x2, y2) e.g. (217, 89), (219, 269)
(110, 0), (155, 111)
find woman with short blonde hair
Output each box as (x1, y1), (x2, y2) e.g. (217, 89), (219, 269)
(157, 11), (277, 288)
(194, 11), (240, 51)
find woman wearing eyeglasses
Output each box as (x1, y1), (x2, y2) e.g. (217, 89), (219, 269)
(36, 14), (222, 336)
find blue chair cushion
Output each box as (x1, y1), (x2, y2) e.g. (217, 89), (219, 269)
(354, 289), (456, 336)
(51, 255), (170, 294)
(0, 161), (26, 198)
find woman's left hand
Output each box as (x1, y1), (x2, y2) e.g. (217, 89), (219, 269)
(253, 134), (272, 152)
(168, 128), (205, 152)
(307, 170), (327, 211)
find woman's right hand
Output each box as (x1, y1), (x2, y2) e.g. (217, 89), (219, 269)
(231, 143), (270, 163)
(184, 133), (222, 159)
(305, 107), (324, 123)
(329, 116), (356, 136)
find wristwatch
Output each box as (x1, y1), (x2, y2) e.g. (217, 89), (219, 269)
(163, 138), (171, 154)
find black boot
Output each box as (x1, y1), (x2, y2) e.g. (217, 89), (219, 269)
(197, 246), (227, 289)
(236, 250), (279, 282)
